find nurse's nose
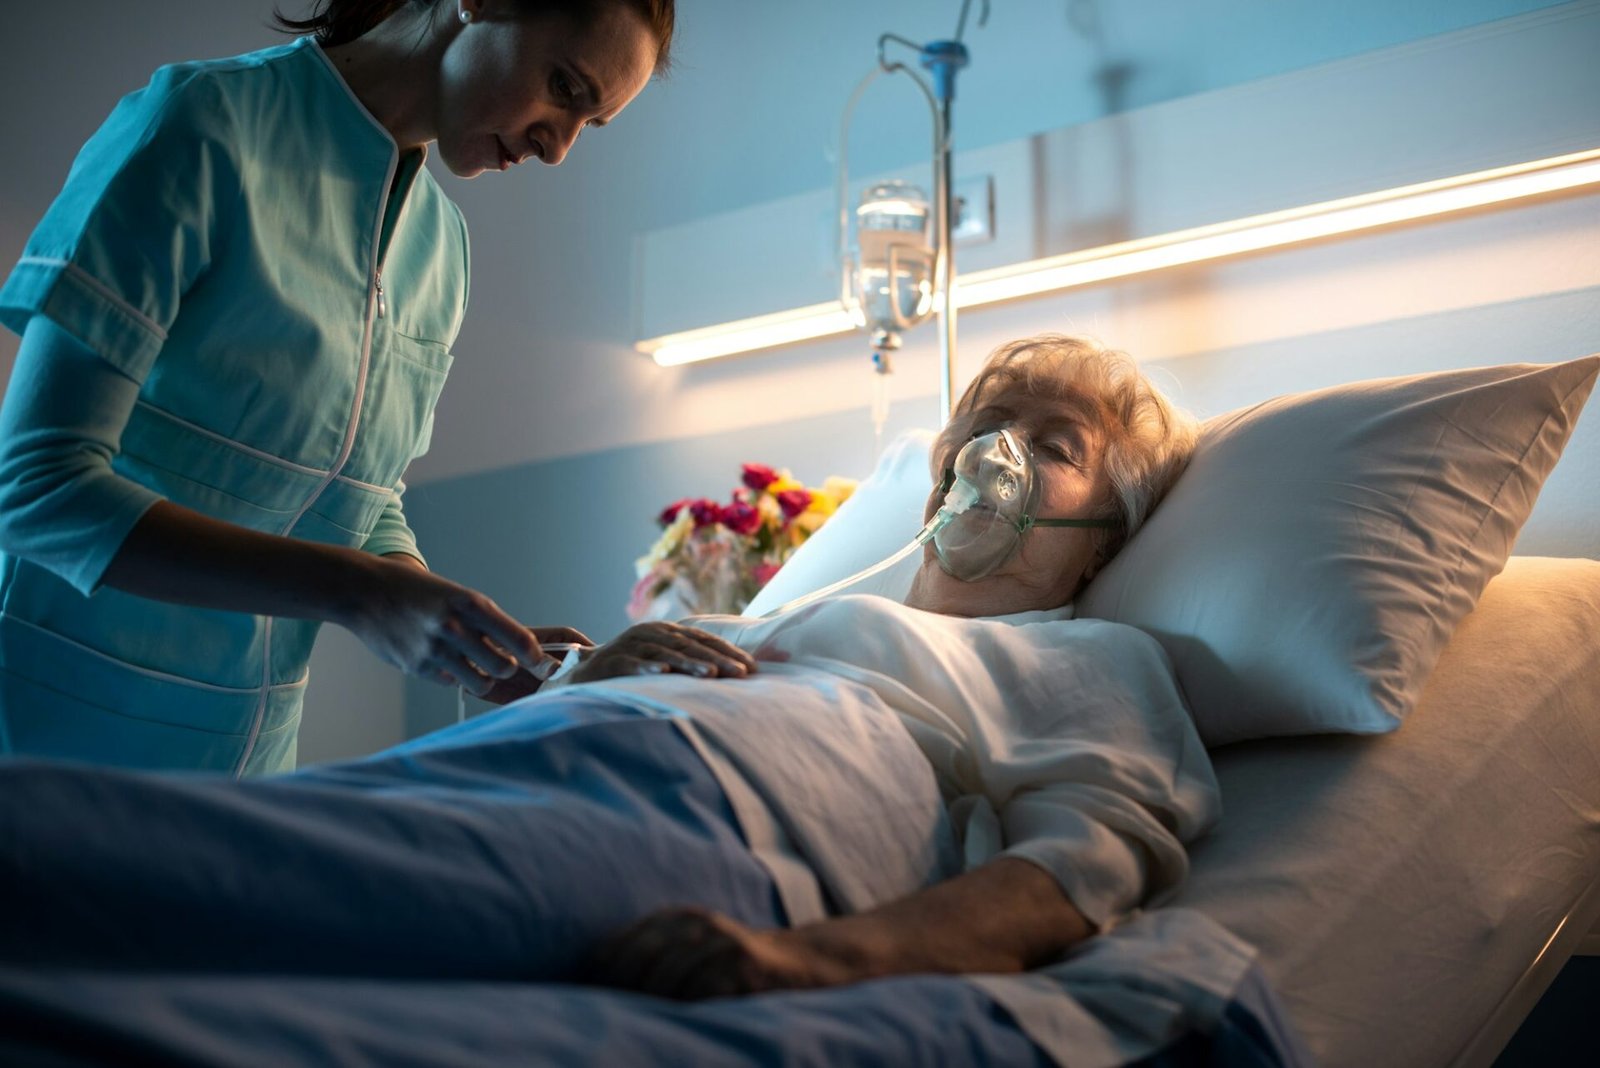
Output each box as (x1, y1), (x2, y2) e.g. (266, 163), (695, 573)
(538, 118), (584, 166)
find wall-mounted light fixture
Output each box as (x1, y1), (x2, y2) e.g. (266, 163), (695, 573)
(637, 147), (1600, 369)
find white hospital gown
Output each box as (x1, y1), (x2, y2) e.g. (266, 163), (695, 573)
(561, 593), (1220, 932)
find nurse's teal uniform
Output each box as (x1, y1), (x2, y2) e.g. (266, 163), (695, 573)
(0, 37), (469, 774)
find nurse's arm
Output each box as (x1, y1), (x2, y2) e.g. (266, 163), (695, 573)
(0, 317), (553, 694)
(102, 498), (556, 693)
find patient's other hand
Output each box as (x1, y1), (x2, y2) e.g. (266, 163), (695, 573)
(568, 622), (756, 684)
(584, 907), (871, 1000)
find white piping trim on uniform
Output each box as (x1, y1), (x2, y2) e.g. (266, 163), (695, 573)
(235, 618), (274, 777)
(4, 614), (310, 694)
(242, 40), (412, 771)
(131, 401), (392, 494)
(18, 257), (170, 342)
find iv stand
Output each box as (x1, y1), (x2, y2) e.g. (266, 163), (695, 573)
(876, 0), (987, 422)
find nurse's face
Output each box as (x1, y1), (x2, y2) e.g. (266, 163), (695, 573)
(905, 383), (1115, 618)
(437, 1), (657, 177)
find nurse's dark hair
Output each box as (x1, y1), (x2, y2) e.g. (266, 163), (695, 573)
(273, 0), (675, 71)
(937, 334), (1200, 584)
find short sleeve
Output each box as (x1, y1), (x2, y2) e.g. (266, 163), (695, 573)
(361, 480), (427, 566)
(0, 64), (239, 383)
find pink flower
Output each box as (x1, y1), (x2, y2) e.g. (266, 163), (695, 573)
(688, 498), (723, 529)
(752, 561), (783, 588)
(657, 498), (691, 526)
(775, 488), (812, 519)
(720, 501), (762, 536)
(626, 571), (665, 621)
(741, 463), (780, 491)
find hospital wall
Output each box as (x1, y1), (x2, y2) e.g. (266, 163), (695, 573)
(0, 1), (1594, 763)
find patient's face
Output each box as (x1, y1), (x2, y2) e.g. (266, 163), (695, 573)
(905, 384), (1113, 618)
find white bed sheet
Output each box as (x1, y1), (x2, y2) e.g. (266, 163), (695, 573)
(1174, 556), (1600, 1067)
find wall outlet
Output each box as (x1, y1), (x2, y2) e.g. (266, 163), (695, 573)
(953, 174), (995, 246)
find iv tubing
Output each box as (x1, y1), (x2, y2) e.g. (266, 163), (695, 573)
(762, 523), (931, 619)
(761, 479), (979, 619)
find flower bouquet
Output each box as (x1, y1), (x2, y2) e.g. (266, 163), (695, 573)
(627, 463), (859, 621)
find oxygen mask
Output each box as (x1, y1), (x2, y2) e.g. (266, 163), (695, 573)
(930, 427), (1053, 581)
(760, 426), (1117, 618)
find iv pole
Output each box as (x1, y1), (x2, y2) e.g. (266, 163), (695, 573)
(876, 0), (988, 421)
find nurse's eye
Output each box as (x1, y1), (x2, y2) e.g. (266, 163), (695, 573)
(552, 71), (577, 103)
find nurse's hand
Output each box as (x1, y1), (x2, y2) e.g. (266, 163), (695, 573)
(568, 621), (756, 684)
(475, 626), (594, 704)
(340, 555), (563, 695)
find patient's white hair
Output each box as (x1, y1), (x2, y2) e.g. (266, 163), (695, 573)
(938, 334), (1199, 581)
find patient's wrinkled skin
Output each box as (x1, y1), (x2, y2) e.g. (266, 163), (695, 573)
(567, 620), (755, 683)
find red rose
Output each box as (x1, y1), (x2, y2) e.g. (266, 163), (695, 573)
(688, 498), (723, 529)
(752, 561), (783, 588)
(775, 488), (812, 519)
(657, 498), (692, 526)
(720, 501), (762, 536)
(741, 463), (780, 491)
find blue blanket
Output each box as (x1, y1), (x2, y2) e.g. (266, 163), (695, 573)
(0, 695), (1309, 1066)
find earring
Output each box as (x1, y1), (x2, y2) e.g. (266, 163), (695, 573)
(458, 8), (472, 24)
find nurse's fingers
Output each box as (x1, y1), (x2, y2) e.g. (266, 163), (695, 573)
(458, 598), (549, 671)
(435, 653), (497, 696)
(530, 625), (593, 648)
(435, 623), (520, 681)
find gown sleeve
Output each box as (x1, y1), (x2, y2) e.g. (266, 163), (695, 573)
(960, 620), (1222, 931)
(361, 481), (426, 566)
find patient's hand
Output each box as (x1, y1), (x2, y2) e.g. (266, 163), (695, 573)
(584, 907), (870, 1000)
(587, 858), (1092, 1000)
(568, 622), (756, 684)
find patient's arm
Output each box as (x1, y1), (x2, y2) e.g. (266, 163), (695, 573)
(588, 856), (1091, 999)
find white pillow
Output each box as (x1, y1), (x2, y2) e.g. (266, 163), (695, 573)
(742, 428), (934, 617)
(1078, 355), (1600, 746)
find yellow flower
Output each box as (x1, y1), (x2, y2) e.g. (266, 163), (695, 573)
(636, 510), (693, 577)
(767, 476), (803, 496)
(803, 490), (837, 517)
(790, 510), (827, 540)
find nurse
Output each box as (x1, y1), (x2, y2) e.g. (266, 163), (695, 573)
(0, 0), (679, 774)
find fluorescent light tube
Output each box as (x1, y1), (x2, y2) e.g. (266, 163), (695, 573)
(638, 148), (1600, 366)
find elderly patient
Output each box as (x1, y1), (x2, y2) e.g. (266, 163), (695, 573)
(0, 335), (1208, 1003)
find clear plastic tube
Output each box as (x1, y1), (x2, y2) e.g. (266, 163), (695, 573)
(760, 478), (979, 618)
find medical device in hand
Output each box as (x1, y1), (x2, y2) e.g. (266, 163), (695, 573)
(455, 642), (592, 723)
(762, 428), (1117, 616)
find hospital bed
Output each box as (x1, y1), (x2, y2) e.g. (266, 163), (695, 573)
(741, 352), (1600, 1066)
(1183, 555), (1600, 1067)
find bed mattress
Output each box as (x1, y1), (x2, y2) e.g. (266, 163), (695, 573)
(1174, 556), (1600, 1067)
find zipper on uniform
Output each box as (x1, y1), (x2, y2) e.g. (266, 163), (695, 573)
(376, 272), (386, 319)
